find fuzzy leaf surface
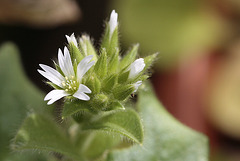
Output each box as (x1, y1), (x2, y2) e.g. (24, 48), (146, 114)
(0, 43), (51, 160)
(106, 82), (209, 161)
(12, 113), (84, 161)
(82, 109), (144, 144)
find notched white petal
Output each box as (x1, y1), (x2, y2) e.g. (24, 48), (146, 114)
(73, 92), (90, 101)
(58, 48), (65, 73)
(77, 55), (95, 80)
(58, 47), (74, 77)
(66, 33), (78, 47)
(44, 90), (70, 105)
(78, 84), (92, 93)
(38, 64), (64, 87)
(73, 84), (91, 101)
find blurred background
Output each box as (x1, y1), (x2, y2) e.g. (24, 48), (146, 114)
(1, 0), (240, 160)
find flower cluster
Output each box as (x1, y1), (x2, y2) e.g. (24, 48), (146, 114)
(38, 10), (157, 113)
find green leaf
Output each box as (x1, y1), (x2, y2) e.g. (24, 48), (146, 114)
(75, 131), (122, 160)
(12, 113), (84, 161)
(82, 109), (144, 144)
(62, 99), (91, 119)
(106, 82), (209, 161)
(0, 43), (51, 160)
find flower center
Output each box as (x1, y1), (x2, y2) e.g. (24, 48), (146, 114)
(62, 75), (78, 94)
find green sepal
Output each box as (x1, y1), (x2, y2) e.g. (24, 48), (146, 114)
(101, 23), (119, 57)
(143, 52), (159, 72)
(73, 59), (78, 75)
(113, 84), (135, 101)
(94, 48), (107, 79)
(120, 44), (139, 70)
(118, 70), (129, 84)
(62, 99), (93, 119)
(104, 101), (125, 111)
(101, 23), (110, 50)
(108, 27), (119, 57)
(53, 61), (64, 76)
(108, 47), (119, 74)
(82, 109), (144, 144)
(79, 35), (98, 61)
(68, 42), (83, 64)
(46, 82), (62, 90)
(91, 93), (109, 111)
(85, 74), (101, 94)
(140, 75), (149, 82)
(102, 74), (118, 93)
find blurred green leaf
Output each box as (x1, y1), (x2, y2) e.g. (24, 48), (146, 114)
(82, 109), (144, 144)
(12, 113), (84, 161)
(105, 82), (209, 161)
(0, 42), (51, 160)
(112, 0), (225, 70)
(75, 131), (122, 160)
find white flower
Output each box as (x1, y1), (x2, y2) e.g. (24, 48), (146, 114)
(133, 81), (142, 92)
(109, 10), (118, 37)
(38, 47), (95, 105)
(65, 33), (78, 47)
(128, 58), (145, 79)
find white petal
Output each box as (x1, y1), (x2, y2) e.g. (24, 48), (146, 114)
(38, 64), (65, 87)
(44, 90), (70, 105)
(58, 47), (74, 77)
(109, 10), (118, 37)
(58, 48), (65, 73)
(64, 47), (75, 76)
(78, 84), (92, 93)
(128, 58), (145, 79)
(65, 33), (78, 47)
(73, 92), (90, 101)
(133, 81), (142, 92)
(77, 55), (94, 81)
(73, 84), (91, 101)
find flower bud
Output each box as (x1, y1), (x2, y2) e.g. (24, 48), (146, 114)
(91, 94), (109, 110)
(79, 35), (98, 61)
(68, 42), (83, 64)
(101, 10), (119, 57)
(66, 33), (83, 64)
